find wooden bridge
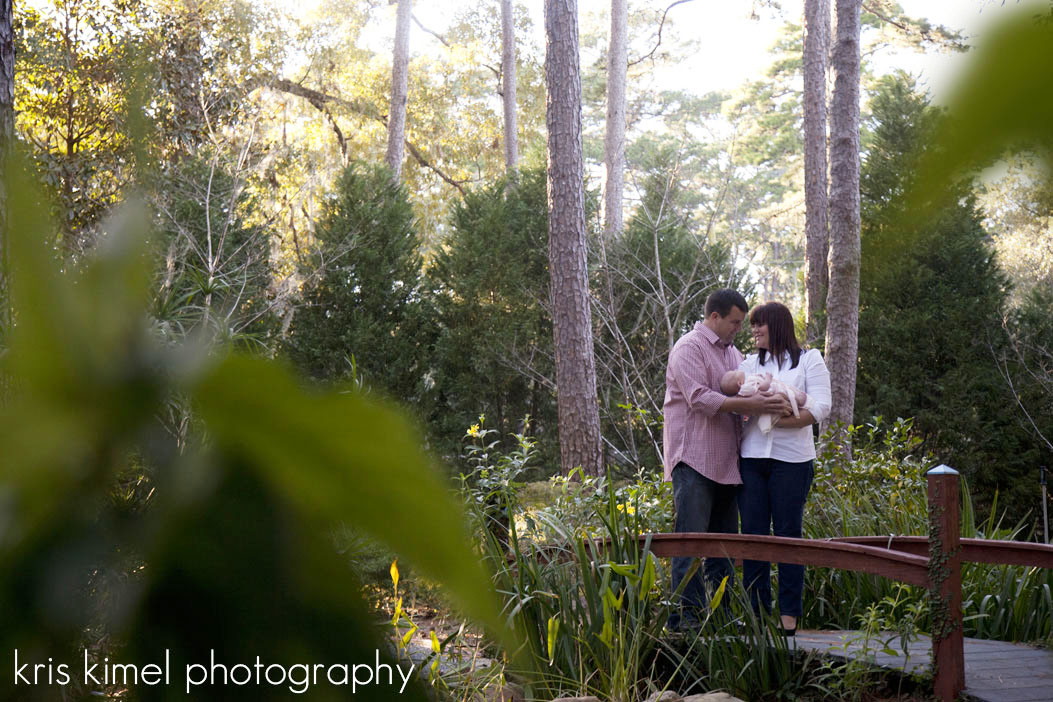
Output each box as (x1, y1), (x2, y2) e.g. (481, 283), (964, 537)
(638, 466), (1053, 701)
(795, 630), (1053, 702)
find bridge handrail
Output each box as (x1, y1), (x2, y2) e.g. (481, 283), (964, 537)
(625, 466), (1049, 701)
(631, 532), (929, 586)
(824, 535), (1053, 569)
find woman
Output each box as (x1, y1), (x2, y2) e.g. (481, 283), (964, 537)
(736, 301), (831, 635)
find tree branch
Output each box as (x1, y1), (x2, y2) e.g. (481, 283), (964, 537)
(861, 0), (967, 52)
(271, 77), (382, 120)
(411, 13), (451, 47)
(628, 0), (695, 68)
(269, 77), (470, 196)
(861, 1), (910, 33)
(405, 142), (467, 197)
(411, 14), (500, 78)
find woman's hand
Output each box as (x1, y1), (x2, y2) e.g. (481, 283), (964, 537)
(771, 409), (816, 429)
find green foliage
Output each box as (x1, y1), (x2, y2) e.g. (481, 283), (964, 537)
(458, 430), (680, 701)
(146, 0), (287, 156)
(0, 152), (502, 699)
(909, 7), (1053, 211)
(14, 0), (140, 247)
(13, 0), (286, 251)
(884, 0), (1053, 534)
(478, 476), (681, 701)
(997, 286), (1053, 473)
(284, 161), (432, 403)
(460, 415), (537, 552)
(427, 169), (556, 464)
(150, 154), (276, 349)
(853, 72), (1046, 522)
(809, 419), (933, 538)
(805, 420), (934, 631)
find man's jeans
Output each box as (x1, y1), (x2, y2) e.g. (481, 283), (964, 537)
(737, 457), (814, 618)
(669, 463), (739, 628)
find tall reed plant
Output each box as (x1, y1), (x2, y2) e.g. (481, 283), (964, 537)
(477, 470), (677, 701)
(460, 434), (826, 701)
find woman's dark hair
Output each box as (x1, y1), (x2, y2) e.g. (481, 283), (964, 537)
(750, 301), (801, 369)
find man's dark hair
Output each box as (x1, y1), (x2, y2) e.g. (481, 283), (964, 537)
(750, 301), (802, 370)
(704, 289), (748, 318)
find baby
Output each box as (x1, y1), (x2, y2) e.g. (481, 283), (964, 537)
(720, 370), (816, 434)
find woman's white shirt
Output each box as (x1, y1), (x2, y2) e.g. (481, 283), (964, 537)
(738, 348), (832, 462)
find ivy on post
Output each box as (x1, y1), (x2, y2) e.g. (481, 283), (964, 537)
(926, 464), (964, 701)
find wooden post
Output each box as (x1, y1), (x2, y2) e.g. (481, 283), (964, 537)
(927, 465), (964, 701)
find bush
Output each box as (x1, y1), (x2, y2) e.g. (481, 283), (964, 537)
(283, 161), (433, 406)
(427, 169), (556, 466)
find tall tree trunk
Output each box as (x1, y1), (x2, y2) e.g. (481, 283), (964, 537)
(0, 0), (13, 341)
(385, 0), (412, 180)
(602, 0), (627, 241)
(544, 0), (603, 477)
(803, 0), (829, 347)
(824, 0), (861, 446)
(500, 0), (519, 176)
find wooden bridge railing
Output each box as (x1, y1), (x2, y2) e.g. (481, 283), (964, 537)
(636, 465), (1053, 702)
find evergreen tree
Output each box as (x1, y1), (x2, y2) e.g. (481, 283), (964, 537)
(283, 161), (430, 405)
(427, 169), (556, 465)
(855, 74), (1036, 520)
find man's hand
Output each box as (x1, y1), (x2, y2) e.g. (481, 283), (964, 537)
(746, 391), (792, 416)
(719, 389), (792, 417)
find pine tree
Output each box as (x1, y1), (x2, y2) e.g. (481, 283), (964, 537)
(544, 0), (602, 476)
(284, 162), (428, 405)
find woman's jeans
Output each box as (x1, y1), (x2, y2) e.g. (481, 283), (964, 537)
(737, 457), (814, 618)
(669, 463), (739, 628)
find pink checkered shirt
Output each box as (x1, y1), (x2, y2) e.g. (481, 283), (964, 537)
(662, 321), (743, 484)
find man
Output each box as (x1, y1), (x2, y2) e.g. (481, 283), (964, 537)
(663, 289), (791, 630)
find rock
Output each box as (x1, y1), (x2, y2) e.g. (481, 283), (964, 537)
(681, 693), (747, 702)
(643, 691), (683, 702)
(482, 682), (525, 702)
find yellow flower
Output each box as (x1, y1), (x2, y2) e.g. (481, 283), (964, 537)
(467, 423), (481, 438)
(616, 503), (636, 515)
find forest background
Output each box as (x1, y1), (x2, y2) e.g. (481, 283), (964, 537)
(6, 0), (1053, 531)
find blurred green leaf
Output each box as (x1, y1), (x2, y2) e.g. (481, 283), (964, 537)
(911, 9), (1053, 210)
(0, 140), (506, 700)
(193, 354), (504, 637)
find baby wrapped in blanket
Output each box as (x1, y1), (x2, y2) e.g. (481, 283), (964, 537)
(720, 370), (818, 434)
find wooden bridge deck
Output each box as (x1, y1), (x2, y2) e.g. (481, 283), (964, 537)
(796, 630), (1053, 702)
